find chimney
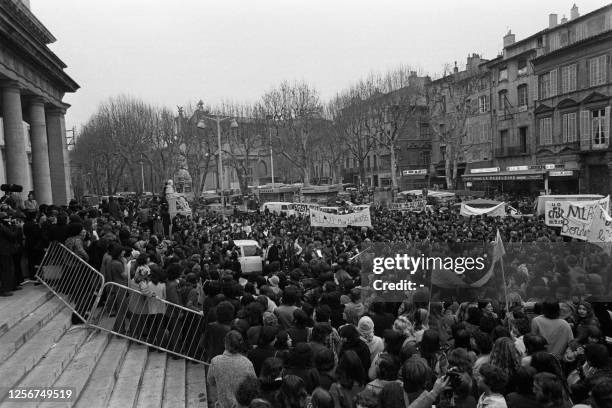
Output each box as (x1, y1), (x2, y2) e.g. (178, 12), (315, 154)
(503, 30), (516, 47)
(453, 61), (458, 74)
(561, 15), (568, 24)
(571, 4), (579, 19)
(549, 13), (558, 28)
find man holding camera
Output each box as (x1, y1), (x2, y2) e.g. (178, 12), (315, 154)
(0, 211), (19, 296)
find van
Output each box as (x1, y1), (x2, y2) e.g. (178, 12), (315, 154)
(261, 202), (296, 216)
(233, 240), (263, 274)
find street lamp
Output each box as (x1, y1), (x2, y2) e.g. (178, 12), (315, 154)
(197, 114), (238, 207)
(266, 115), (275, 186)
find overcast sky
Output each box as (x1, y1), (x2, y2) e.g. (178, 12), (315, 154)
(31, 0), (606, 131)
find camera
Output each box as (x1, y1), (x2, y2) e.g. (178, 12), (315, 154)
(0, 184), (23, 193)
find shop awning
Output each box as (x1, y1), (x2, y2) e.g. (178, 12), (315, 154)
(462, 170), (545, 181)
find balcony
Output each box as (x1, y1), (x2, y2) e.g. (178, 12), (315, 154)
(494, 146), (529, 157)
(580, 137), (609, 152)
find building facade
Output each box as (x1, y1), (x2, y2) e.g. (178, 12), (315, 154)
(0, 0), (79, 205)
(533, 4), (612, 194)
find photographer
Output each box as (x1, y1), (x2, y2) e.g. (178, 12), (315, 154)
(0, 211), (19, 296)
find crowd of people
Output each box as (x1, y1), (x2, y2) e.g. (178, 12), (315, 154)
(1, 188), (612, 408)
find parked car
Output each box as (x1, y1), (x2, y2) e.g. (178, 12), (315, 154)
(233, 240), (263, 274)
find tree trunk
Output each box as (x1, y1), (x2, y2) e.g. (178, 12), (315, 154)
(359, 162), (366, 187)
(389, 144), (398, 190)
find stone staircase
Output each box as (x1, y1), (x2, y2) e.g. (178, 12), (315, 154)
(0, 284), (208, 408)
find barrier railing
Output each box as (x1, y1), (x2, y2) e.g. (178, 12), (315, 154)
(36, 242), (105, 324)
(88, 281), (208, 364)
(36, 242), (209, 365)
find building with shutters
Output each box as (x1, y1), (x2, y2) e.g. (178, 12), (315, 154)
(461, 4), (612, 195)
(532, 3), (612, 194)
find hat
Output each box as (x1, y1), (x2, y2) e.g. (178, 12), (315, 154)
(357, 316), (375, 339)
(268, 275), (280, 287)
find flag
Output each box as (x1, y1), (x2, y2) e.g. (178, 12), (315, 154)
(492, 229), (506, 264)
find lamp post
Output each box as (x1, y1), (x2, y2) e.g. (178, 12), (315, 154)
(266, 115), (275, 186)
(197, 114), (238, 207)
(138, 155), (145, 193)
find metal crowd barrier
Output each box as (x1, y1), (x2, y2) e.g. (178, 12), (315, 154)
(36, 241), (105, 324)
(88, 282), (208, 364)
(36, 243), (209, 365)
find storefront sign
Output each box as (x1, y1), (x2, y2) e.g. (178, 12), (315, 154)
(402, 169), (427, 176)
(507, 165), (529, 172)
(468, 174), (543, 181)
(470, 167), (500, 174)
(549, 170), (574, 177)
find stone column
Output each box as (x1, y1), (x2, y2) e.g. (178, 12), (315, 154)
(1, 81), (29, 195)
(29, 98), (53, 204)
(46, 108), (71, 205)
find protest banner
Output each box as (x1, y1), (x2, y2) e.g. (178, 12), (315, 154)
(545, 196), (610, 227)
(389, 200), (426, 212)
(310, 208), (372, 228)
(586, 205), (612, 245)
(561, 202), (597, 240)
(459, 202), (506, 217)
(293, 203), (320, 215)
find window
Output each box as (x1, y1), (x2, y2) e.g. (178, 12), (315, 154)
(549, 33), (560, 51)
(367, 156), (371, 169)
(517, 59), (527, 76)
(345, 158), (349, 168)
(562, 113), (577, 143)
(420, 123), (431, 139)
(481, 122), (490, 143)
(499, 67), (508, 81)
(479, 95), (490, 113)
(519, 127), (528, 153)
(498, 90), (508, 111)
(373, 155), (377, 169)
(420, 151), (430, 166)
(589, 55), (607, 87)
(500, 129), (509, 148)
(539, 73), (551, 99)
(575, 23), (587, 41)
(561, 64), (577, 93)
(440, 146), (446, 161)
(539, 117), (553, 145)
(592, 109), (609, 147)
(517, 84), (528, 107)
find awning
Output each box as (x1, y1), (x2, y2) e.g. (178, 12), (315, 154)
(462, 170), (545, 181)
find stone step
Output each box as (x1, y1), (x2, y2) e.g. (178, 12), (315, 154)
(186, 362), (208, 408)
(106, 344), (149, 408)
(135, 351), (167, 408)
(1, 327), (91, 408)
(163, 357), (187, 408)
(0, 308), (71, 393)
(73, 337), (130, 408)
(40, 330), (109, 408)
(0, 285), (53, 337)
(0, 297), (65, 364)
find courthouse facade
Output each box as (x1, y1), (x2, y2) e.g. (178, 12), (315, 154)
(0, 0), (79, 205)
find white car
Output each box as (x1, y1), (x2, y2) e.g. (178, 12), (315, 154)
(233, 239), (263, 274)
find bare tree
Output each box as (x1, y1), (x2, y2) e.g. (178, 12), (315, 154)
(334, 66), (426, 190)
(262, 81), (324, 185)
(211, 102), (267, 194)
(425, 65), (481, 189)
